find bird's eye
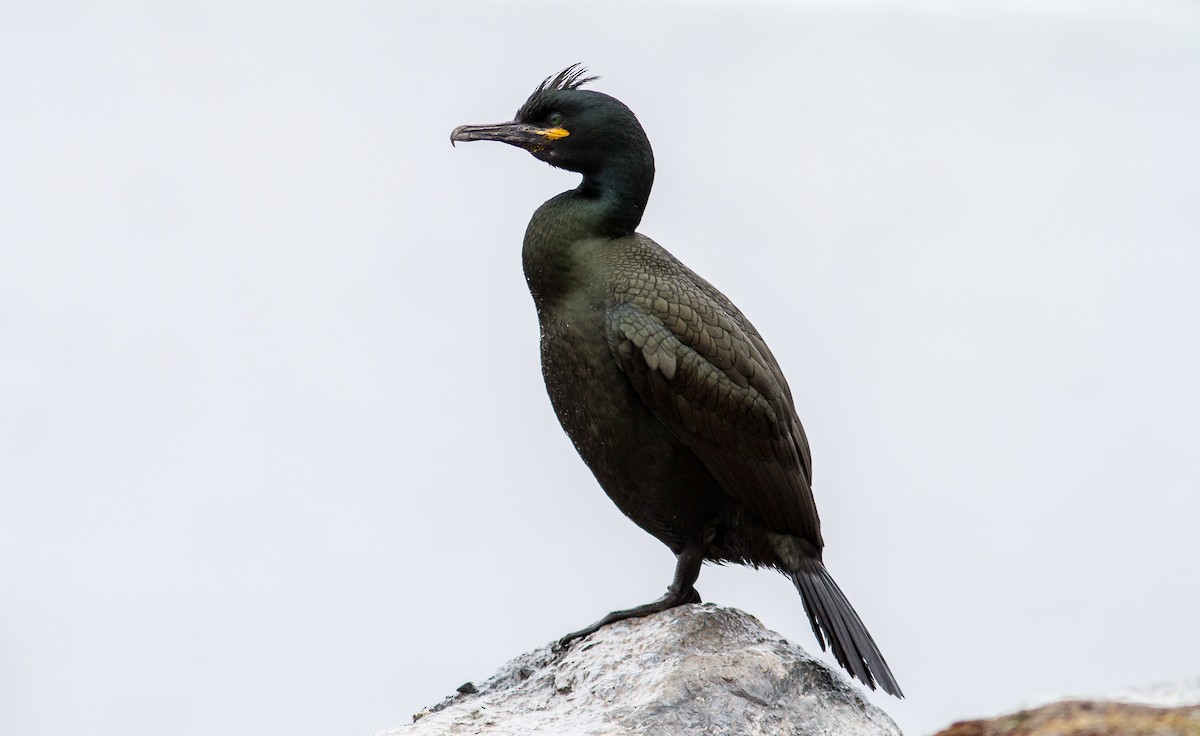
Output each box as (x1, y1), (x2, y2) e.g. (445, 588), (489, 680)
(547, 112), (564, 127)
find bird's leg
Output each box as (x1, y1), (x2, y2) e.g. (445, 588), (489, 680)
(558, 544), (705, 647)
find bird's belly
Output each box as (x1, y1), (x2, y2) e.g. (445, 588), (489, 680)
(538, 316), (727, 551)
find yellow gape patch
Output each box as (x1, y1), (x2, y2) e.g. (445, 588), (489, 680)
(543, 127), (570, 140)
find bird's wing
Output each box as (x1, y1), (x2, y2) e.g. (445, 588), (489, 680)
(605, 284), (821, 546)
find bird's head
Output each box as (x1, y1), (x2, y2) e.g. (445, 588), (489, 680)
(451, 65), (652, 178)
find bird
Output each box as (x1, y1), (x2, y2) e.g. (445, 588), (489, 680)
(450, 65), (902, 697)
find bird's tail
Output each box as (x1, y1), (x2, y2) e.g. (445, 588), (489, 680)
(788, 559), (903, 697)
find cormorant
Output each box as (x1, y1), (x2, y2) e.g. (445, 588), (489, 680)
(450, 66), (902, 697)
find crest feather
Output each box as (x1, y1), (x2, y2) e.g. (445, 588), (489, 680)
(536, 64), (599, 94)
(517, 64), (600, 121)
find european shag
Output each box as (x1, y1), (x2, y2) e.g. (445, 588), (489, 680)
(450, 66), (902, 697)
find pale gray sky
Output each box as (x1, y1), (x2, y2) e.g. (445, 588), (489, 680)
(2, 2), (1198, 735)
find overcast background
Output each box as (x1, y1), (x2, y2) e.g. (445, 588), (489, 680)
(2, 1), (1198, 734)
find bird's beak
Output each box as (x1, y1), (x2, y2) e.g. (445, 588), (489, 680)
(450, 121), (569, 151)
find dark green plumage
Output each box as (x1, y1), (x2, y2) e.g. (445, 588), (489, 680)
(451, 65), (901, 697)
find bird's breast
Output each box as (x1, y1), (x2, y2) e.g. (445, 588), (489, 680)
(534, 292), (729, 551)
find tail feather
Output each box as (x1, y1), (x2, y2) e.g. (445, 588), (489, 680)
(789, 560), (903, 698)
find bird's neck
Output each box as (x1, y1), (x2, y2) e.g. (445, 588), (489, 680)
(522, 154), (654, 312)
(573, 155), (654, 238)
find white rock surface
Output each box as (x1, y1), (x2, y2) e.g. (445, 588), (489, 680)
(1010, 676), (1200, 716)
(1101, 678), (1200, 707)
(380, 604), (901, 736)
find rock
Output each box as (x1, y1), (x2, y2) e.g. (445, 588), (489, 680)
(1103, 679), (1200, 708)
(380, 603), (901, 736)
(934, 700), (1200, 736)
